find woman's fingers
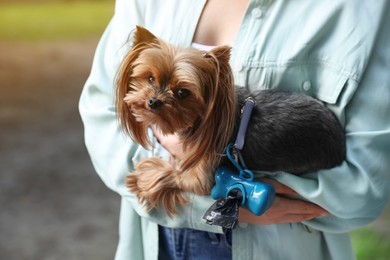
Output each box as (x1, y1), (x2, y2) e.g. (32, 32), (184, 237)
(258, 178), (298, 195)
(151, 125), (184, 158)
(270, 196), (328, 216)
(239, 196), (328, 225)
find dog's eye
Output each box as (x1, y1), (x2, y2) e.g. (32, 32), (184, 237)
(148, 75), (155, 84)
(176, 88), (190, 99)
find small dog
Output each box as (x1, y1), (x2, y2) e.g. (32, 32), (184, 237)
(116, 26), (345, 216)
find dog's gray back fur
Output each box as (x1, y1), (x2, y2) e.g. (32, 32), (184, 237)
(234, 87), (346, 174)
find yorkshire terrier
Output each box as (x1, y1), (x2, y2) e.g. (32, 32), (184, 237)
(116, 26), (345, 216)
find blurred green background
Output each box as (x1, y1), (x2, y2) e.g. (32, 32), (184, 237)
(0, 0), (112, 41)
(0, 0), (389, 259)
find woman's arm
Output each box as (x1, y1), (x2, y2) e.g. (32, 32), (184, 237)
(79, 0), (223, 233)
(237, 3), (390, 231)
(272, 4), (390, 233)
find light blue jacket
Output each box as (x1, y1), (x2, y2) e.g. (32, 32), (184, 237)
(79, 0), (390, 259)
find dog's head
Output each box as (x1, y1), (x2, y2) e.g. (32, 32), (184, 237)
(116, 26), (237, 169)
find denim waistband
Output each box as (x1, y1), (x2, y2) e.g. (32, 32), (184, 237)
(158, 225), (232, 260)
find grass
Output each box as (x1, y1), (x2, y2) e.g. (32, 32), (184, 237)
(0, 1), (114, 41)
(351, 227), (390, 260)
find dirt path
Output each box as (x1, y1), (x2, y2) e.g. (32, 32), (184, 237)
(0, 39), (119, 260)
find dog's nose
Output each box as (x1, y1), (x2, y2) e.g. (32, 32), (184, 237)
(148, 97), (163, 110)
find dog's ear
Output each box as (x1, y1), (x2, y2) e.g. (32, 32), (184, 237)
(204, 45), (231, 64)
(114, 26), (160, 149)
(181, 45), (237, 172)
(133, 25), (158, 46)
(116, 59), (152, 149)
(115, 27), (157, 149)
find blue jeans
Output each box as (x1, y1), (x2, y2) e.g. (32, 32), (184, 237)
(158, 226), (232, 260)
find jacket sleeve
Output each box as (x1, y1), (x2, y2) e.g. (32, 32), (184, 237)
(275, 3), (390, 233)
(78, 0), (223, 233)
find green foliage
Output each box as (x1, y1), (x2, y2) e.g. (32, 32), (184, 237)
(351, 227), (390, 260)
(0, 1), (114, 41)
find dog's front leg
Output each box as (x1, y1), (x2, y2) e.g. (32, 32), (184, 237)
(126, 157), (188, 217)
(178, 161), (214, 196)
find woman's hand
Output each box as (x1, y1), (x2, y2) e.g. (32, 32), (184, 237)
(152, 126), (328, 225)
(151, 125), (184, 160)
(239, 178), (328, 225)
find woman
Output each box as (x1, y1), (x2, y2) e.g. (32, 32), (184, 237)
(79, 0), (390, 259)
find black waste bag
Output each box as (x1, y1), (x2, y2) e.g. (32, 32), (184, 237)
(203, 189), (242, 230)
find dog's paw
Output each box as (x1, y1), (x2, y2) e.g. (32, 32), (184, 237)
(126, 173), (141, 195)
(126, 158), (188, 217)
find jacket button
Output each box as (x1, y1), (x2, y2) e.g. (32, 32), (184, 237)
(252, 8), (263, 19)
(236, 63), (244, 72)
(302, 81), (312, 91)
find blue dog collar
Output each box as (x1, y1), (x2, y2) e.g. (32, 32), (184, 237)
(234, 97), (256, 150)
